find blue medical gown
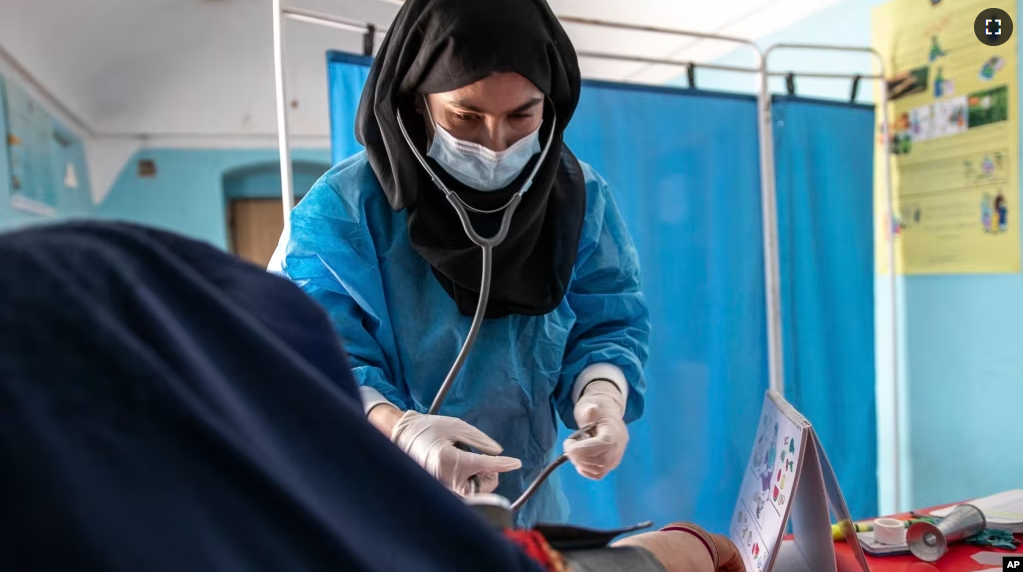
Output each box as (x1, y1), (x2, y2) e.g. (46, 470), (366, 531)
(270, 152), (650, 526)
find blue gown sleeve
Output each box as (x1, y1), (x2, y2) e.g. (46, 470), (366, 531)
(555, 168), (651, 428)
(271, 165), (409, 411)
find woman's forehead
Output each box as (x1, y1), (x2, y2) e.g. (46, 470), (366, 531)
(431, 73), (543, 113)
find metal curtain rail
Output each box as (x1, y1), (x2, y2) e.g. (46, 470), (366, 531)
(575, 51), (759, 77)
(558, 15), (754, 46)
(283, 7), (388, 34)
(576, 50), (884, 81)
(765, 42), (900, 513)
(270, 5), (787, 397)
(277, 9), (919, 405)
(273, 4), (391, 229)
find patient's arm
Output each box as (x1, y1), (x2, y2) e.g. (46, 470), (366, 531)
(612, 528), (745, 572)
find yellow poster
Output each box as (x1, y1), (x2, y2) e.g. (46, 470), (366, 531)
(873, 0), (1020, 274)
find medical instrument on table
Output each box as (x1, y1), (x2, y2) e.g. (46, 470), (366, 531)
(907, 503), (987, 562)
(396, 107), (558, 498)
(832, 517), (935, 541)
(871, 518), (908, 546)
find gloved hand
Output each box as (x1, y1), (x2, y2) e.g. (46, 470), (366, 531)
(564, 380), (628, 480)
(391, 410), (522, 496)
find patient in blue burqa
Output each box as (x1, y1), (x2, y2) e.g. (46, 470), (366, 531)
(0, 221), (743, 572)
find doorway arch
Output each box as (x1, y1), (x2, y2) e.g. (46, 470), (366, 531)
(223, 160), (330, 266)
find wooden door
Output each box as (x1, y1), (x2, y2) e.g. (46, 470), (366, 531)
(228, 199), (284, 268)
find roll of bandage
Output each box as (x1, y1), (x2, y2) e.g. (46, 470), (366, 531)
(873, 518), (907, 545)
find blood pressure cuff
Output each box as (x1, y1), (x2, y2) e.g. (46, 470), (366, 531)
(504, 529), (666, 572)
(562, 547), (667, 572)
(504, 523), (667, 572)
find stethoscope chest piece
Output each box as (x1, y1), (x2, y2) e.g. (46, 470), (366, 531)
(463, 493), (515, 530)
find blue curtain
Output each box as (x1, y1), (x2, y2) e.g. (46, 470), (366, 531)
(559, 82), (767, 533)
(325, 54), (877, 532)
(326, 52), (371, 164)
(772, 96), (877, 520)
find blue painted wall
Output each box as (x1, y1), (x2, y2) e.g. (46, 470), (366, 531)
(93, 148), (330, 249)
(223, 161), (326, 200)
(0, 71), (329, 246)
(699, 0), (1023, 514)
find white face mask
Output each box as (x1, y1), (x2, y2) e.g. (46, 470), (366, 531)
(424, 102), (542, 191)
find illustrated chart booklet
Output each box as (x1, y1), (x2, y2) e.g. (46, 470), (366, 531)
(729, 391), (871, 572)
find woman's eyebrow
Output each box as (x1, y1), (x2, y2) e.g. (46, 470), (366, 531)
(510, 98), (544, 113)
(450, 97), (543, 114)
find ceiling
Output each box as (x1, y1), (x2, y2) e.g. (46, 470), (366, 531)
(0, 0), (843, 141)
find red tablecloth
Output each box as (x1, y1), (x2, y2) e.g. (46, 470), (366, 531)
(829, 506), (1022, 572)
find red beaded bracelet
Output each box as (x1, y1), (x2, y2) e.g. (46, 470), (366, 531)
(660, 522), (719, 569)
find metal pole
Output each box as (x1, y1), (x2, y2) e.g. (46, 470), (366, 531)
(876, 54), (901, 515)
(764, 42), (901, 512)
(755, 51), (784, 397)
(273, 6), (390, 231)
(272, 0), (295, 230)
(283, 6), (387, 34)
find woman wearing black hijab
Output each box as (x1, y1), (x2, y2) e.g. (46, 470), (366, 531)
(270, 0), (651, 526)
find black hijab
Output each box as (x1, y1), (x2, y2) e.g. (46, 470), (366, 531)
(356, 0), (587, 319)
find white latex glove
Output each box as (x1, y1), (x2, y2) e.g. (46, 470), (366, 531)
(391, 411), (522, 496)
(564, 380), (629, 480)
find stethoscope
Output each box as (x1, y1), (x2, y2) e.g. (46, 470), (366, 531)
(396, 103), (584, 511)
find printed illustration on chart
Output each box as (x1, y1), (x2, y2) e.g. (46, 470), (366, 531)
(749, 414), (780, 528)
(980, 189), (1010, 234)
(770, 428), (803, 511)
(732, 506), (770, 572)
(731, 394), (813, 572)
(873, 0), (1020, 274)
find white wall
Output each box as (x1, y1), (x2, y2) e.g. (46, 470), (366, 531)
(670, 0), (888, 101)
(0, 0), (394, 140)
(1, 0), (860, 144)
